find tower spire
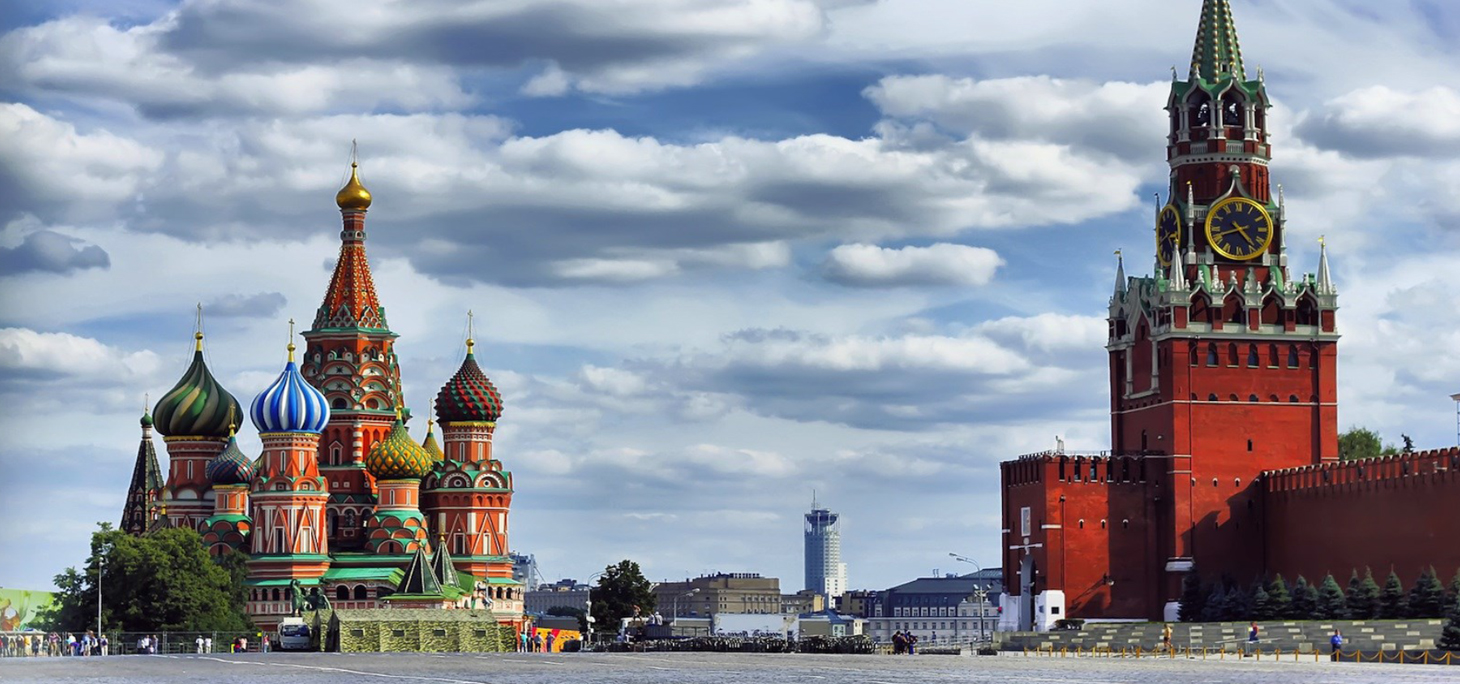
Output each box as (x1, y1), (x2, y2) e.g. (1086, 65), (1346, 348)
(1113, 250), (1127, 295)
(1316, 235), (1334, 294)
(1189, 0), (1246, 82)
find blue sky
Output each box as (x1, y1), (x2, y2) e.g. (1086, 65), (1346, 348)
(2, 0), (1459, 595)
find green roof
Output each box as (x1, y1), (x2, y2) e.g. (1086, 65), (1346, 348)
(397, 546), (443, 596)
(1190, 0), (1243, 82)
(332, 608), (507, 623)
(245, 578), (320, 587)
(323, 566), (404, 583)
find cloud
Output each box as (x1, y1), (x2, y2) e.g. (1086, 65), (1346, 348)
(0, 104), (162, 222)
(821, 242), (1002, 287)
(0, 327), (161, 382)
(0, 228), (110, 276)
(205, 292), (288, 319)
(1294, 85), (1460, 159)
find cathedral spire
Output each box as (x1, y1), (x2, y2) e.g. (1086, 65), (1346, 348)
(313, 153), (389, 331)
(121, 402), (164, 536)
(1113, 250), (1127, 296)
(1189, 0), (1245, 82)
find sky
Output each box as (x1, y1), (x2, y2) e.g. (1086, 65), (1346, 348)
(2, 0), (1459, 595)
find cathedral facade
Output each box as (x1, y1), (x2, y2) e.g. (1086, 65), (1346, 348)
(998, 0), (1460, 628)
(121, 161), (522, 631)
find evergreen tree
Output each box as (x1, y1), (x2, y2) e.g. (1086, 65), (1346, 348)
(1441, 598), (1460, 652)
(589, 559), (657, 632)
(1316, 573), (1348, 619)
(1450, 569), (1460, 611)
(1379, 571), (1407, 619)
(1407, 567), (1447, 618)
(1251, 582), (1274, 621)
(1346, 568), (1381, 620)
(1265, 575), (1292, 619)
(1223, 578), (1250, 621)
(1289, 575), (1317, 619)
(1200, 584), (1227, 623)
(1178, 573), (1206, 623)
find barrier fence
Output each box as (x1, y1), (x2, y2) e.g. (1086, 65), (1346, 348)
(1019, 644), (1459, 665)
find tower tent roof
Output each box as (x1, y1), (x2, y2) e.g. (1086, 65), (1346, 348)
(430, 539), (461, 590)
(1190, 0), (1245, 82)
(397, 545), (444, 596)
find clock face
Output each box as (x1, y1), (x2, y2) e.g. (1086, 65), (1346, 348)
(1204, 197), (1274, 261)
(1156, 204), (1182, 267)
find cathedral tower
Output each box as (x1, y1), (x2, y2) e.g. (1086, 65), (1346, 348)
(363, 409), (433, 555)
(201, 428), (255, 554)
(422, 334), (514, 579)
(154, 329), (241, 531)
(248, 335), (333, 583)
(1107, 0), (1339, 616)
(300, 156), (404, 550)
(120, 408), (164, 536)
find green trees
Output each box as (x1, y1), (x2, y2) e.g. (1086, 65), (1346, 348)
(1288, 575), (1318, 619)
(1379, 571), (1408, 619)
(45, 524), (250, 633)
(1337, 427), (1399, 461)
(1345, 569), (1381, 619)
(1178, 573), (1205, 623)
(1407, 567), (1447, 618)
(1250, 583), (1274, 621)
(1442, 600), (1460, 651)
(588, 560), (656, 634)
(1262, 576), (1291, 620)
(1316, 574), (1348, 619)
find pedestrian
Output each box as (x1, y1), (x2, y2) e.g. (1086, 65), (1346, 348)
(533, 633), (543, 652)
(99, 634), (107, 656)
(908, 633), (917, 655)
(196, 635), (205, 654)
(892, 630), (905, 655)
(546, 633), (555, 653)
(1162, 623), (1173, 653)
(263, 634), (271, 653)
(1246, 621), (1260, 657)
(66, 633), (76, 656)
(204, 636), (213, 653)
(1330, 629), (1343, 662)
(32, 634), (42, 657)
(519, 630), (529, 653)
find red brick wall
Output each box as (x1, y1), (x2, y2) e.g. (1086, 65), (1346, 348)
(1263, 449), (1460, 587)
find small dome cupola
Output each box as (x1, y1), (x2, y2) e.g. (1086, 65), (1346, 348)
(421, 417), (445, 461)
(153, 331), (242, 438)
(207, 429), (256, 486)
(335, 159), (372, 211)
(365, 408), (433, 479)
(251, 331), (330, 434)
(435, 337), (504, 424)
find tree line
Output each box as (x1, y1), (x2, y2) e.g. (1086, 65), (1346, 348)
(1179, 567), (1459, 623)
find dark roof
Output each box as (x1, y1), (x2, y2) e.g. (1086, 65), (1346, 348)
(885, 569), (1004, 595)
(397, 546), (443, 596)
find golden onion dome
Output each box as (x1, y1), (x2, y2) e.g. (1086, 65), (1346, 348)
(335, 162), (372, 211)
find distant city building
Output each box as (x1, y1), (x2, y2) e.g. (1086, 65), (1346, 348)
(524, 578), (589, 615)
(866, 568), (1003, 645)
(510, 552), (538, 589)
(780, 589), (826, 615)
(653, 572), (782, 617)
(837, 589), (877, 618)
(804, 496), (847, 598)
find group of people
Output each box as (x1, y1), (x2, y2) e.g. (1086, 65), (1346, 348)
(890, 630), (919, 654)
(518, 630), (555, 652)
(0, 632), (111, 657)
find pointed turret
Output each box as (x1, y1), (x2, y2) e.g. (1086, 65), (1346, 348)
(121, 407), (164, 536)
(1316, 236), (1335, 295)
(1189, 0), (1245, 82)
(431, 535), (461, 590)
(1169, 250), (1189, 290)
(422, 418), (444, 461)
(1113, 251), (1127, 296)
(397, 545), (444, 596)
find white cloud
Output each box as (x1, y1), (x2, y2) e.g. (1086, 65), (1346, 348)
(0, 327), (161, 380)
(1295, 86), (1460, 159)
(821, 242), (1003, 287)
(0, 104), (163, 219)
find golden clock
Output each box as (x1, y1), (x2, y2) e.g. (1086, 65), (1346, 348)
(1203, 197), (1273, 261)
(1156, 204), (1182, 267)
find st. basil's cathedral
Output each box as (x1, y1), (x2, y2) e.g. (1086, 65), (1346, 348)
(119, 161), (522, 631)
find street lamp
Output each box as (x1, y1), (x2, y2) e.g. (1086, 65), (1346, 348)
(969, 585), (990, 645)
(948, 552), (981, 573)
(674, 589), (699, 620)
(97, 543), (110, 652)
(1450, 393), (1460, 447)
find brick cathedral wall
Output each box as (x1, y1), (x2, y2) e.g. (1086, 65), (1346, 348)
(1262, 449), (1460, 586)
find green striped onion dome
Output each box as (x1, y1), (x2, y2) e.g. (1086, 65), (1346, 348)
(434, 342), (503, 424)
(153, 334), (241, 438)
(365, 417), (433, 479)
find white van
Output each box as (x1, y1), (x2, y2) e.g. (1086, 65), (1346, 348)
(278, 618), (311, 651)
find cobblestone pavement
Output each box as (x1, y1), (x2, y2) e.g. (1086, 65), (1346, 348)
(1, 651), (1457, 683)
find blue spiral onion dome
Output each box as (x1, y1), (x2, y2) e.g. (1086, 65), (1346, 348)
(251, 348), (330, 434)
(153, 333), (242, 438)
(365, 417), (433, 479)
(434, 342), (503, 424)
(206, 434), (255, 485)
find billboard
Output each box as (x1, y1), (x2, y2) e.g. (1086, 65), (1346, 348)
(0, 588), (56, 632)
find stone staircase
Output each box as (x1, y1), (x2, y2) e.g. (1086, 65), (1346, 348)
(1000, 619), (1445, 654)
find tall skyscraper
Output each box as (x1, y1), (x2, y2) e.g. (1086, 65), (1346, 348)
(804, 494), (846, 598)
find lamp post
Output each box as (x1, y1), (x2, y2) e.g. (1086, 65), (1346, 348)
(948, 552), (981, 573)
(584, 571), (603, 651)
(1450, 393), (1460, 446)
(673, 588), (699, 619)
(970, 585), (989, 644)
(97, 543), (110, 652)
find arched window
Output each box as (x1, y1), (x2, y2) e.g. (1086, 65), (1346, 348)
(272, 588), (281, 601)
(1208, 394), (1218, 402)
(1227, 343), (1238, 366)
(1247, 345), (1259, 367)
(354, 585), (368, 600)
(332, 397), (347, 409)
(336, 586), (349, 601)
(1078, 519), (1085, 529)
(1207, 344), (1219, 366)
(1248, 394), (1259, 402)
(1288, 346), (1300, 368)
(1268, 344), (1279, 367)
(1289, 395), (1299, 403)
(1222, 91), (1243, 127)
